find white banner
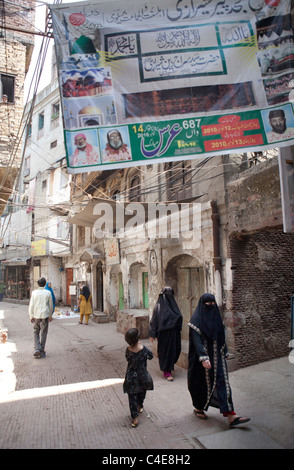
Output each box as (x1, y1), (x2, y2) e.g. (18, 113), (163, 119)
(50, 0), (294, 173)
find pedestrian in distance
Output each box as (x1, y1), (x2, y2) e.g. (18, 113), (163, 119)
(187, 293), (250, 427)
(149, 286), (182, 381)
(123, 328), (154, 428)
(29, 277), (53, 359)
(45, 280), (56, 314)
(78, 285), (93, 324)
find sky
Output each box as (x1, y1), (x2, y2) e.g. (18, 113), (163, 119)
(24, 0), (82, 101)
(24, 1), (52, 101)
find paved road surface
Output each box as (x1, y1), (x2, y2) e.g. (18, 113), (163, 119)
(0, 301), (293, 450)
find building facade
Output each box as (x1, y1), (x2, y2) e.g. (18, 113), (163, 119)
(0, 0), (35, 214)
(0, 0), (35, 297)
(0, 66), (293, 370)
(226, 156), (294, 368)
(0, 77), (71, 302)
(68, 149), (293, 370)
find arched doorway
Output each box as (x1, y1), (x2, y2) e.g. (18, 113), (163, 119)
(96, 262), (103, 311)
(108, 264), (124, 317)
(129, 262), (148, 309)
(165, 254), (204, 340)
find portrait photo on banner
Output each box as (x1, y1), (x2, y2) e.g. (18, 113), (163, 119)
(261, 103), (294, 144)
(99, 126), (132, 163)
(66, 128), (101, 167)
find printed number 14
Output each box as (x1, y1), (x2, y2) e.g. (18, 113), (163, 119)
(132, 124), (144, 133)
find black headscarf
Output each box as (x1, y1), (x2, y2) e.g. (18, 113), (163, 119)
(81, 285), (91, 301)
(190, 293), (225, 344)
(149, 286), (182, 335)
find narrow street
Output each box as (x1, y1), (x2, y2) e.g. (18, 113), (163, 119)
(0, 301), (293, 451)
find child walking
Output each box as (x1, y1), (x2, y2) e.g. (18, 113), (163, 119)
(123, 328), (154, 427)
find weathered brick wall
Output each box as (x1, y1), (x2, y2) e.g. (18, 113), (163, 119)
(0, 0), (35, 212)
(0, 39), (27, 167)
(226, 157), (294, 368)
(2, 0), (35, 34)
(229, 231), (293, 368)
(0, 0), (35, 165)
(226, 157), (282, 235)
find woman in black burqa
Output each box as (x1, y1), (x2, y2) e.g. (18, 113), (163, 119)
(188, 293), (250, 427)
(149, 287), (183, 381)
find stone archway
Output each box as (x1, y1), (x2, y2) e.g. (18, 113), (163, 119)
(129, 262), (148, 309)
(116, 261), (150, 339)
(96, 262), (104, 312)
(165, 254), (204, 341)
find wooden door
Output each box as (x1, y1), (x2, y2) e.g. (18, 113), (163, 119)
(142, 272), (149, 308)
(96, 263), (103, 311)
(66, 268), (73, 305)
(119, 272), (124, 310)
(178, 267), (204, 340)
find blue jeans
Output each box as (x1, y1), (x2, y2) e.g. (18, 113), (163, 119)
(33, 318), (49, 352)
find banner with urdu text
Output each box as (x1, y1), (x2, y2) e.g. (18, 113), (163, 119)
(50, 0), (294, 174)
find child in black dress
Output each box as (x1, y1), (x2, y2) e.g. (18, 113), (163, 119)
(123, 328), (154, 427)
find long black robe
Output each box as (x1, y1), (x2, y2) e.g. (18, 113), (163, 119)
(149, 287), (183, 372)
(187, 293), (234, 413)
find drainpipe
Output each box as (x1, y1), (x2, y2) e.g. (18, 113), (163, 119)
(211, 200), (221, 271)
(291, 295), (294, 350)
(211, 201), (222, 308)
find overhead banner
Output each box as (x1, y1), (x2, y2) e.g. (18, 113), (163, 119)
(50, 0), (294, 174)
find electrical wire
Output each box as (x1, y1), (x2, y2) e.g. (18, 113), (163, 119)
(4, 149), (277, 211)
(1, 0), (277, 210)
(0, 0), (59, 242)
(0, 0), (280, 247)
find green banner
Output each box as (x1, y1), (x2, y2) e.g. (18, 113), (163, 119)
(65, 103), (294, 171)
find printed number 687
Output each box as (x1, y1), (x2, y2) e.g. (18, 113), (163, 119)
(182, 119), (201, 129)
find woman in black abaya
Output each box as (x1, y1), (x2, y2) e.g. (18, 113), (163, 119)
(149, 287), (183, 381)
(188, 293), (250, 427)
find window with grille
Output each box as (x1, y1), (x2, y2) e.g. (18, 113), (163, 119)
(24, 156), (31, 177)
(38, 112), (44, 130)
(27, 122), (32, 138)
(165, 161), (192, 201)
(51, 102), (60, 120)
(129, 175), (141, 202)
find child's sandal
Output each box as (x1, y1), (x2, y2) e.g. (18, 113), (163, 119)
(194, 409), (208, 420)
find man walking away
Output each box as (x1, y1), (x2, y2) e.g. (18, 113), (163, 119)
(29, 277), (53, 358)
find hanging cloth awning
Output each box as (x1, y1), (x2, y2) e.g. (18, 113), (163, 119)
(1, 257), (31, 266)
